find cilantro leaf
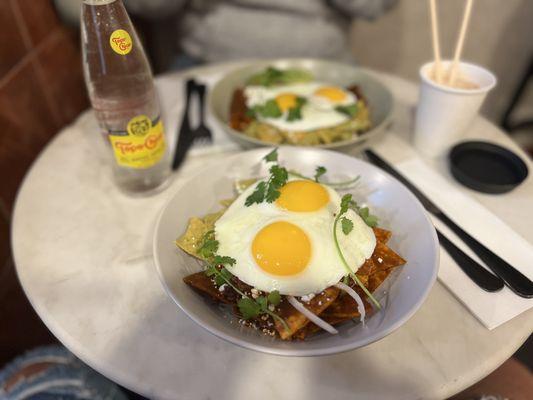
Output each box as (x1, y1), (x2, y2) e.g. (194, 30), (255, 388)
(314, 166), (327, 182)
(357, 207), (378, 227)
(237, 297), (262, 319)
(267, 290), (281, 306)
(339, 194), (353, 216)
(335, 104), (358, 118)
(359, 207), (369, 219)
(247, 100), (282, 119)
(259, 99), (282, 118)
(341, 217), (354, 235)
(287, 107), (302, 121)
(269, 164), (288, 188)
(286, 97), (307, 122)
(205, 264), (217, 278)
(364, 215), (378, 227)
(256, 296), (268, 311)
(213, 255), (236, 266)
(264, 164), (288, 203)
(265, 183), (281, 203)
(197, 230), (218, 259)
(245, 181), (267, 206)
(204, 264), (230, 286)
(219, 267), (233, 281)
(264, 148), (279, 163)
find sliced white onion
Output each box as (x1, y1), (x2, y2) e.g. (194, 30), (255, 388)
(287, 296), (338, 335)
(335, 282), (366, 325)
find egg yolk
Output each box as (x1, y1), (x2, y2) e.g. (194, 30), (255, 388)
(276, 180), (329, 212)
(252, 221), (311, 276)
(275, 93), (297, 112)
(314, 86), (347, 102)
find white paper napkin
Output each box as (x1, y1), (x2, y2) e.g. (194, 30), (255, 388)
(394, 156), (533, 330)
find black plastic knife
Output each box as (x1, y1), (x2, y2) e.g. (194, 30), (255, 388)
(365, 149), (533, 297)
(172, 78), (198, 170)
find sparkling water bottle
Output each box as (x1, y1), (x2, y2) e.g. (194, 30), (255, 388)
(81, 0), (170, 194)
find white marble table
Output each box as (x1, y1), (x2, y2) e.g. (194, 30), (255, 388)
(12, 63), (533, 400)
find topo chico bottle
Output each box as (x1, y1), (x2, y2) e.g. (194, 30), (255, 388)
(81, 0), (170, 194)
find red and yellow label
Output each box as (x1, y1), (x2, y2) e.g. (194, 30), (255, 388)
(109, 115), (166, 169)
(109, 29), (132, 55)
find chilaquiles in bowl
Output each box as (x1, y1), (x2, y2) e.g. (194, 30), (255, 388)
(176, 148), (406, 340)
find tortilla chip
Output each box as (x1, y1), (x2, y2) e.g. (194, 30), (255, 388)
(321, 288), (373, 319)
(373, 227), (392, 243)
(274, 287), (340, 340)
(183, 271), (233, 304)
(294, 238), (406, 339)
(371, 241), (406, 271)
(175, 209), (226, 259)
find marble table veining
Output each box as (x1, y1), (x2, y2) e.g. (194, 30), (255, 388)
(12, 63), (533, 400)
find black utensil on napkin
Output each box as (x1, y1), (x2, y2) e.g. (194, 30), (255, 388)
(364, 150), (533, 296)
(437, 230), (504, 292)
(192, 83), (213, 145)
(172, 78), (197, 170)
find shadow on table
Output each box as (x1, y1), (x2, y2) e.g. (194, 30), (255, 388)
(100, 294), (427, 400)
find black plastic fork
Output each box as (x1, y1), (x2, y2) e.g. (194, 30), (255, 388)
(192, 83), (213, 146)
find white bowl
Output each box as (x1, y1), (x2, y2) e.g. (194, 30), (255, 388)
(209, 58), (394, 152)
(153, 147), (439, 356)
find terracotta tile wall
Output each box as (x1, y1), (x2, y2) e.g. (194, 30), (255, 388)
(0, 0), (88, 365)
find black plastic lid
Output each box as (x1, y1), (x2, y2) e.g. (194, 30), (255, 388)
(449, 141), (528, 194)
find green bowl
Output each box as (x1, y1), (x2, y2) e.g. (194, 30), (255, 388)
(209, 58), (394, 152)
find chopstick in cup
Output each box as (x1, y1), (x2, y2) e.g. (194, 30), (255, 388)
(448, 0), (475, 86)
(428, 0), (443, 83)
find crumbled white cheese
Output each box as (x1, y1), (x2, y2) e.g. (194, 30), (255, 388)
(251, 288), (259, 299)
(300, 293), (316, 302)
(377, 257), (383, 263)
(218, 284), (227, 292)
(268, 304), (275, 311)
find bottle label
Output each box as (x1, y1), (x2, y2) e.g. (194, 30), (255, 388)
(108, 115), (166, 169)
(109, 29), (133, 55)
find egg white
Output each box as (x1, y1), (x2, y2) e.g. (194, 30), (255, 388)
(214, 177), (376, 296)
(243, 83), (357, 133)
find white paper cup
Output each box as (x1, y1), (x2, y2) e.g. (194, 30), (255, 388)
(413, 60), (496, 157)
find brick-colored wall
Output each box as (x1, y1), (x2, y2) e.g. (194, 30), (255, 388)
(0, 0), (89, 365)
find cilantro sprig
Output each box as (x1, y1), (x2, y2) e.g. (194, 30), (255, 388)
(245, 149), (288, 206)
(333, 194), (381, 310)
(197, 230), (218, 259)
(197, 227), (289, 331)
(289, 167), (360, 189)
(314, 166), (327, 182)
(237, 290), (287, 331)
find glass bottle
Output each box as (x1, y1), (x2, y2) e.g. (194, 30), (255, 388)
(81, 0), (170, 194)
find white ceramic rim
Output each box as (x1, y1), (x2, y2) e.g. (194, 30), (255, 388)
(152, 148), (439, 356)
(420, 60), (497, 95)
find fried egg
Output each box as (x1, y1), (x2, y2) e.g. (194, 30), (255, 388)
(214, 177), (376, 296)
(243, 83), (357, 133)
